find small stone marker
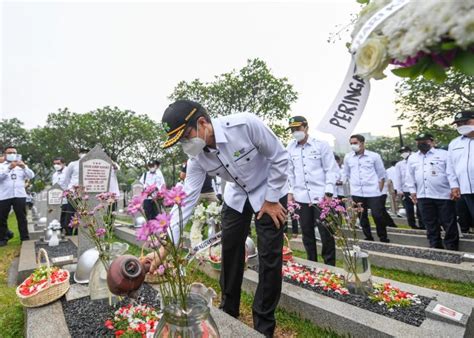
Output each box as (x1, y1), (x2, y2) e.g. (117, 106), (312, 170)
(51, 255), (74, 265)
(78, 145), (113, 257)
(425, 301), (468, 326)
(47, 183), (63, 226)
(131, 180), (144, 197)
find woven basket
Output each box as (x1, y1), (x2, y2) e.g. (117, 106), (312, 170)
(16, 248), (70, 308)
(282, 234), (293, 262)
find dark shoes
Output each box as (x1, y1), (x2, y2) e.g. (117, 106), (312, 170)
(380, 238), (390, 243)
(6, 230), (14, 241)
(0, 240), (7, 247)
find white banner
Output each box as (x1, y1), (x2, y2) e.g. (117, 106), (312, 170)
(317, 59), (370, 142)
(350, 0), (411, 53)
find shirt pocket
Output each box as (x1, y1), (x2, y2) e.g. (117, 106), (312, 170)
(234, 148), (260, 173)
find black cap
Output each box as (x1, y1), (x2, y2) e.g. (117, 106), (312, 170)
(415, 133), (434, 141)
(161, 100), (207, 149)
(452, 110), (474, 124)
(287, 116), (308, 130)
(398, 146), (412, 153)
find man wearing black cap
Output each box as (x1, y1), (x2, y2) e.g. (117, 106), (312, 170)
(405, 133), (459, 250)
(286, 116), (338, 265)
(154, 99), (288, 337)
(447, 110), (474, 231)
(394, 146), (425, 229)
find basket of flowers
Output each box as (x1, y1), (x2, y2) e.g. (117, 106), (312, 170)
(16, 248), (70, 307)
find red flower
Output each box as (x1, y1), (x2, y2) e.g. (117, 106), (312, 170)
(115, 330), (125, 337)
(105, 320), (114, 330)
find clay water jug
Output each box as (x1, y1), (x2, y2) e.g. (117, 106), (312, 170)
(106, 255), (151, 296)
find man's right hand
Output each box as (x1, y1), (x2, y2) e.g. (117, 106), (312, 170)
(410, 193), (417, 204)
(9, 161), (17, 169)
(451, 188), (461, 201)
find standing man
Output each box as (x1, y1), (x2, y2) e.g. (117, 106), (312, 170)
(344, 135), (390, 242)
(52, 157), (69, 232)
(447, 110), (474, 231)
(63, 148), (89, 235)
(148, 100), (288, 337)
(140, 160), (166, 219)
(379, 162), (398, 228)
(386, 161), (399, 216)
(286, 116), (337, 265)
(406, 133), (459, 250)
(394, 146), (425, 229)
(0, 146), (35, 246)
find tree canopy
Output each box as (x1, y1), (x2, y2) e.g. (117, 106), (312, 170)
(169, 58), (298, 139)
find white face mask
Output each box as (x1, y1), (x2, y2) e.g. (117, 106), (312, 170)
(401, 152), (410, 159)
(457, 125), (474, 136)
(149, 167), (157, 173)
(78, 153), (86, 159)
(181, 124), (206, 158)
(292, 131), (305, 142)
(6, 154), (17, 162)
(350, 144), (360, 152)
(53, 164), (62, 171)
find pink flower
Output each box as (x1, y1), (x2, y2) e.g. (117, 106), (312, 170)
(136, 213), (171, 241)
(164, 185), (186, 207)
(143, 184), (157, 196)
(96, 228), (106, 237)
(127, 195), (145, 216)
(68, 215), (81, 228)
(157, 265), (165, 276)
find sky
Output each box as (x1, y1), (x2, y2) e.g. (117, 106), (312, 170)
(1, 0), (407, 145)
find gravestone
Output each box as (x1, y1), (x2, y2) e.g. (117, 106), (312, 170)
(47, 183), (63, 226)
(131, 180), (144, 197)
(78, 145), (113, 257)
(40, 191), (48, 219)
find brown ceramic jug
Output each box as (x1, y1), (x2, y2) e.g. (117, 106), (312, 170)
(106, 255), (151, 296)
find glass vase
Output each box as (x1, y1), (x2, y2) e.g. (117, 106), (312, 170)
(154, 293), (220, 338)
(89, 242), (129, 301)
(342, 249), (372, 295)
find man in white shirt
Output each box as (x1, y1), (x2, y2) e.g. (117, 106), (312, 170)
(286, 116), (338, 265)
(344, 134), (390, 242)
(447, 110), (474, 233)
(394, 146), (425, 229)
(148, 100), (288, 336)
(379, 161), (397, 228)
(334, 155), (346, 199)
(62, 148), (89, 235)
(0, 146), (35, 245)
(406, 133), (459, 250)
(52, 157), (69, 233)
(139, 160), (166, 219)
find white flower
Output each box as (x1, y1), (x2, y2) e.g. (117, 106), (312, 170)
(450, 14), (474, 47)
(355, 35), (390, 79)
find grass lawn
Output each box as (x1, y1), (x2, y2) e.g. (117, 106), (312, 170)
(0, 214), (24, 338)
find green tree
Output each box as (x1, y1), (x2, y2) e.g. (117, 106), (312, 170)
(366, 134), (416, 166)
(169, 58), (298, 139)
(0, 118), (31, 158)
(395, 70), (474, 134)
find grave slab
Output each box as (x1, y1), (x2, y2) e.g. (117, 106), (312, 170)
(198, 258), (474, 337)
(290, 237), (474, 283)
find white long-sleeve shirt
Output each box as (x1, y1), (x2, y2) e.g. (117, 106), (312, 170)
(343, 150), (386, 197)
(139, 169), (166, 189)
(287, 136), (338, 203)
(0, 162), (35, 200)
(394, 159), (409, 193)
(64, 160), (80, 189)
(405, 148), (457, 200)
(447, 135), (474, 194)
(169, 113), (289, 243)
(52, 167), (69, 190)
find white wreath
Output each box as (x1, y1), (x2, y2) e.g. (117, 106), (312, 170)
(190, 202), (222, 260)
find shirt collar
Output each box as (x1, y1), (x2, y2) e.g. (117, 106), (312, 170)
(212, 118), (228, 144)
(296, 136), (315, 147)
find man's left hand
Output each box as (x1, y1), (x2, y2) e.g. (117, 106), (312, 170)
(257, 200), (287, 229)
(17, 161), (26, 169)
(450, 188), (461, 201)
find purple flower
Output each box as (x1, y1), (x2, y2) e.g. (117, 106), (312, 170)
(157, 265), (165, 276)
(164, 185), (186, 207)
(135, 213), (171, 242)
(68, 215), (81, 228)
(96, 228), (106, 237)
(127, 195), (145, 216)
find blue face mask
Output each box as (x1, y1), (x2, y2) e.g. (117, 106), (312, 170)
(6, 154), (17, 162)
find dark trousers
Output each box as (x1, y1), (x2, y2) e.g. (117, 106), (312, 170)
(417, 198), (459, 250)
(0, 198), (29, 241)
(143, 199), (158, 220)
(219, 197), (286, 337)
(457, 196), (474, 233)
(296, 202), (335, 266)
(402, 192), (425, 229)
(62, 202), (77, 236)
(284, 218), (299, 234)
(352, 195), (389, 242)
(380, 194), (396, 227)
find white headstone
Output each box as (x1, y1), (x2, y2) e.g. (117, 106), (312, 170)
(131, 180), (144, 197)
(78, 145), (113, 257)
(47, 183), (63, 226)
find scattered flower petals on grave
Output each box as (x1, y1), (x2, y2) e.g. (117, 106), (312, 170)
(369, 282), (421, 309)
(105, 303), (161, 337)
